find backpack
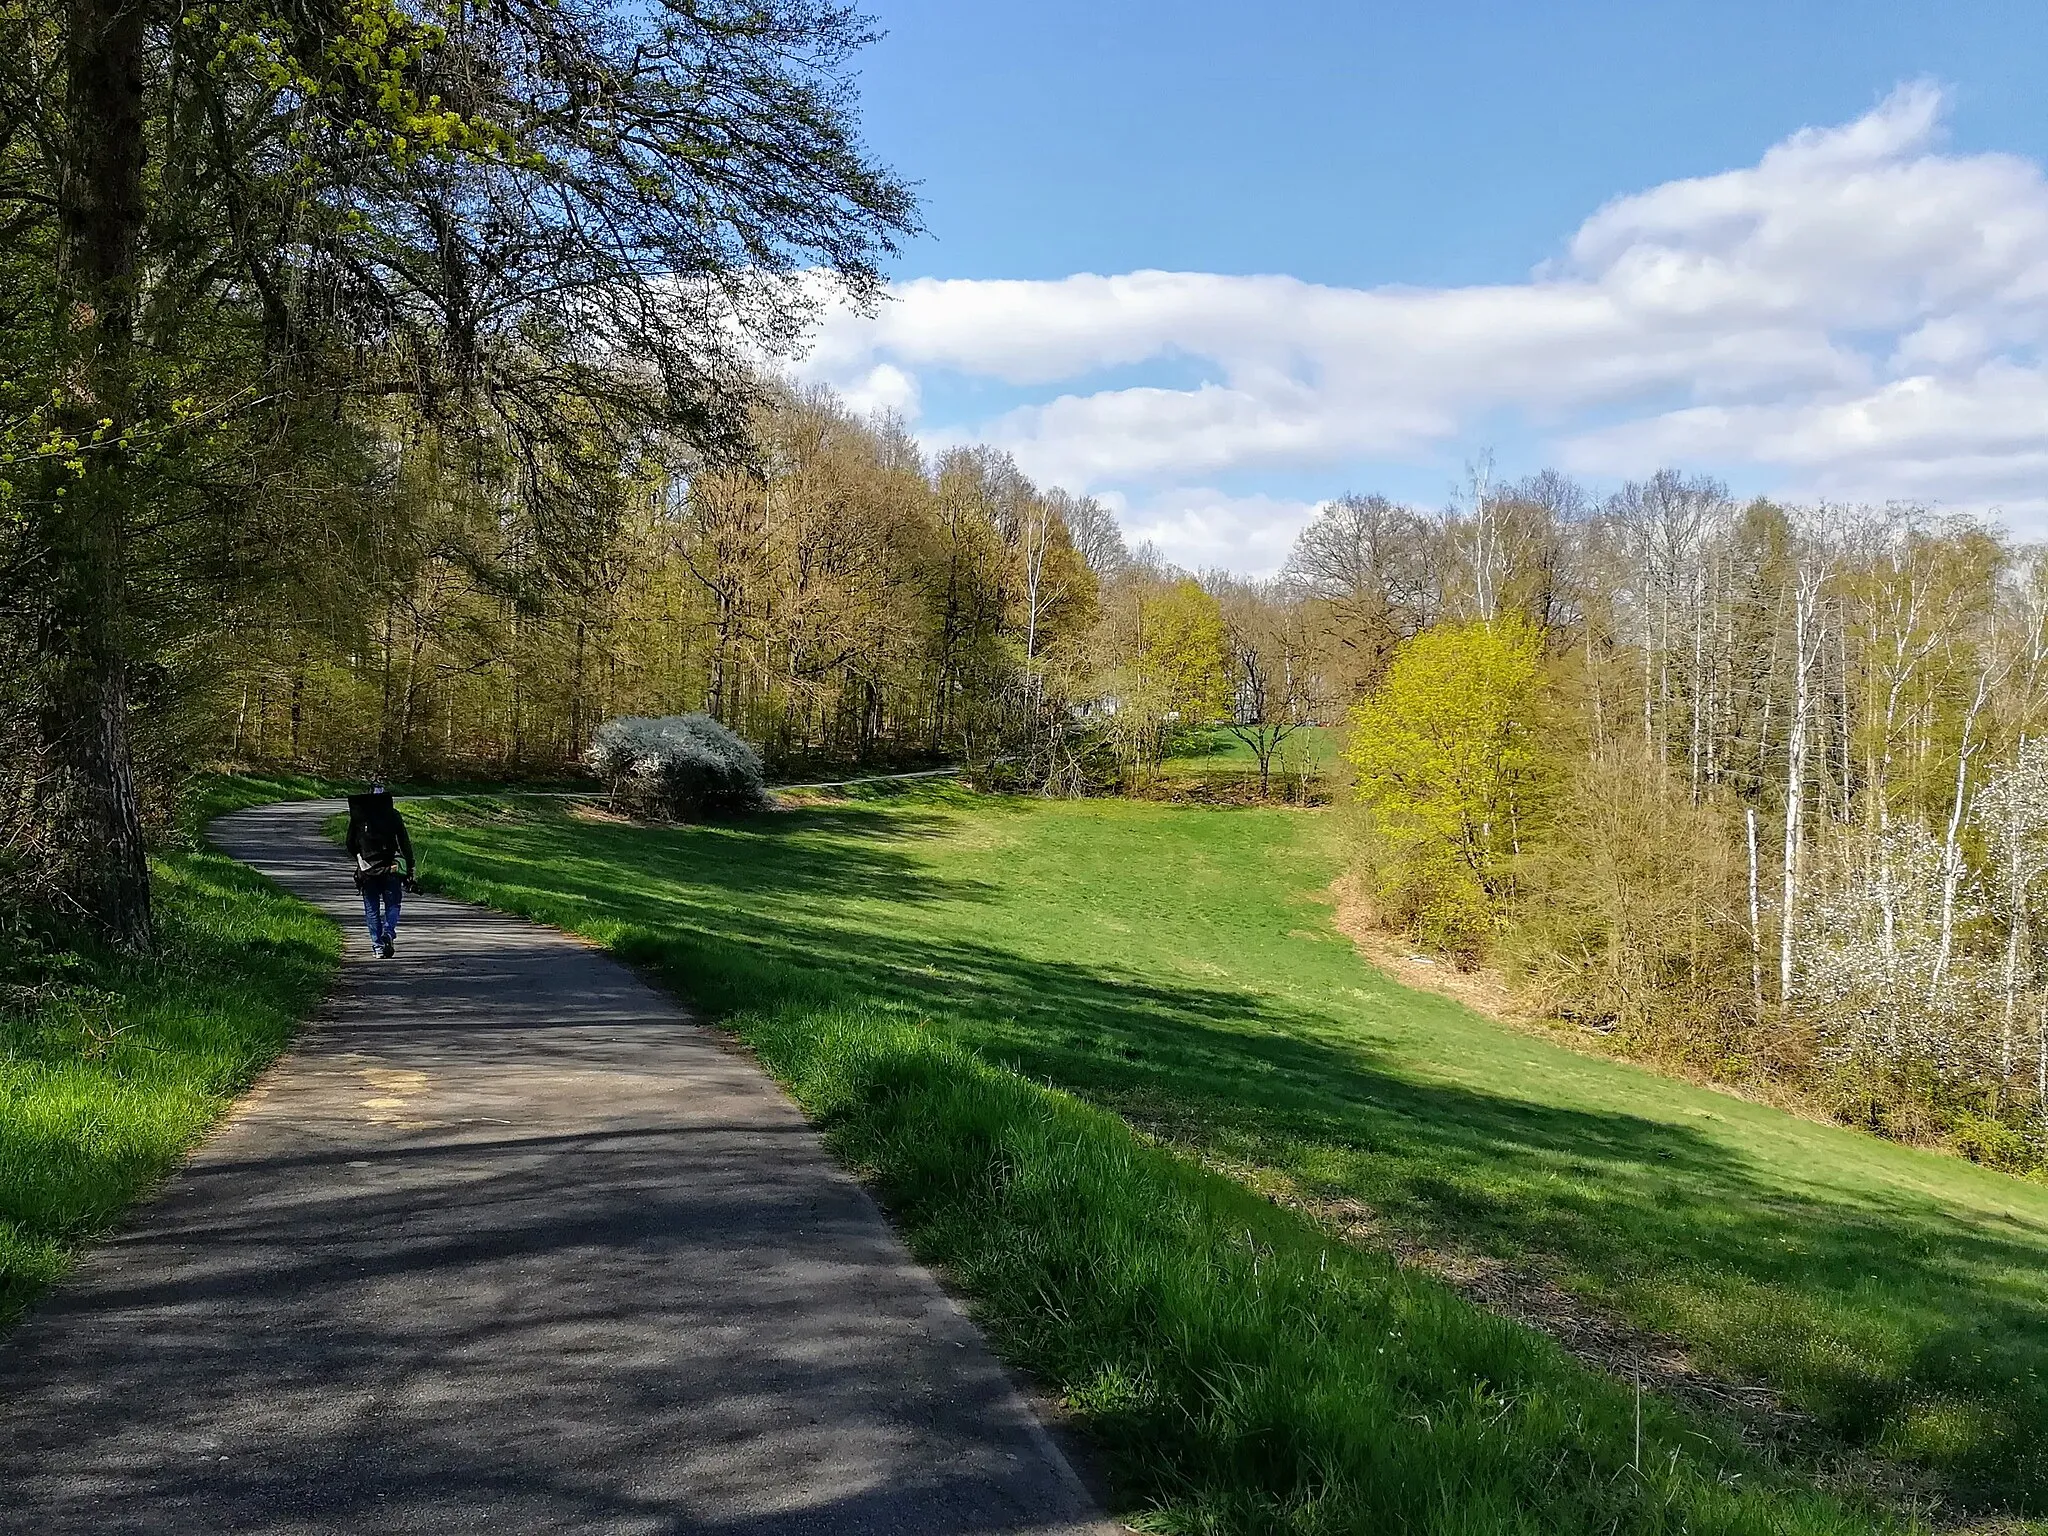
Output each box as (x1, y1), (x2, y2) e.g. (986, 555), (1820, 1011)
(358, 820), (400, 870)
(349, 793), (404, 883)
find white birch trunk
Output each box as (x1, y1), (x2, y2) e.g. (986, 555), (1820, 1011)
(2039, 989), (2048, 1127)
(1837, 620), (1852, 822)
(1690, 574), (1704, 803)
(1931, 668), (1992, 999)
(2003, 894), (2023, 1090)
(1780, 567), (1823, 1022)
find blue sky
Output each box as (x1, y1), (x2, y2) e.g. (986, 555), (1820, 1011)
(790, 2), (2048, 571)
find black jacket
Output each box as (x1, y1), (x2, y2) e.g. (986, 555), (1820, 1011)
(345, 793), (415, 876)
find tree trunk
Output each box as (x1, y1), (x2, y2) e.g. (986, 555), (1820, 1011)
(288, 643), (307, 762)
(1641, 611), (1654, 766)
(1836, 620), (1852, 822)
(1746, 807), (1764, 1025)
(1689, 579), (1703, 803)
(396, 618), (429, 769)
(2002, 893), (2023, 1105)
(570, 619), (587, 754)
(1931, 668), (1992, 1000)
(2039, 989), (2048, 1129)
(40, 0), (153, 948)
(1780, 572), (1820, 1023)
(378, 604), (399, 768)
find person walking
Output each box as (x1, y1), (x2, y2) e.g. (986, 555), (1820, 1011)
(345, 784), (416, 958)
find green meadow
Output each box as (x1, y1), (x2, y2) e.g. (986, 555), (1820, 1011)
(1158, 724), (1347, 780)
(402, 786), (2048, 1532)
(0, 795), (338, 1323)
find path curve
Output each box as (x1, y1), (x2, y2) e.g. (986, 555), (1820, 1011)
(0, 800), (1111, 1535)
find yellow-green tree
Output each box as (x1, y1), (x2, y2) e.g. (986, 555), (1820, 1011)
(1347, 617), (1548, 954)
(1141, 578), (1232, 729)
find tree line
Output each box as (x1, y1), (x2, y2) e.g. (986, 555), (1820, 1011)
(297, 421), (2048, 1167)
(9, 0), (2035, 1172)
(1, 0), (1319, 957)
(204, 377), (1343, 796)
(1323, 471), (2048, 1168)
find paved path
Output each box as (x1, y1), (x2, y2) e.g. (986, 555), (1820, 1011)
(0, 800), (1110, 1535)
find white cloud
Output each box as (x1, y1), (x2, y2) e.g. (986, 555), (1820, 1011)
(793, 83), (2048, 568)
(1562, 362), (2048, 514)
(833, 362), (921, 421)
(1115, 489), (1326, 578)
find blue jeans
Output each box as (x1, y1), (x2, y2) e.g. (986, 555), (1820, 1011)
(361, 874), (404, 948)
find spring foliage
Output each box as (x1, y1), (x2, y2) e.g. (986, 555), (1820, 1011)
(1346, 618), (1545, 953)
(1138, 579), (1233, 726)
(0, 0), (917, 943)
(1321, 479), (2048, 1168)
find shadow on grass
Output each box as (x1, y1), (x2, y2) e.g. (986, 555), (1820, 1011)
(420, 801), (2048, 1517)
(0, 846), (338, 1324)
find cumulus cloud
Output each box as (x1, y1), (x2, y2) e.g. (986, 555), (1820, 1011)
(1110, 489), (1327, 578)
(832, 362), (921, 421)
(1562, 363), (2048, 514)
(793, 83), (2048, 568)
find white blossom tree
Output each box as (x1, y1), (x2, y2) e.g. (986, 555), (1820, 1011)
(1972, 741), (2048, 1114)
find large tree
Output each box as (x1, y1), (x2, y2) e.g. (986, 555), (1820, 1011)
(3, 0), (915, 946)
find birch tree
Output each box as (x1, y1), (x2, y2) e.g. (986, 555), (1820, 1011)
(1779, 547), (1829, 1021)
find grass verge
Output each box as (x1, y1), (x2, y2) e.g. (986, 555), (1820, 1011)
(0, 784), (339, 1327)
(405, 788), (2017, 1533)
(739, 1004), (1890, 1533)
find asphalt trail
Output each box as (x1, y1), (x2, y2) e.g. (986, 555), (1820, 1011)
(0, 800), (1111, 1535)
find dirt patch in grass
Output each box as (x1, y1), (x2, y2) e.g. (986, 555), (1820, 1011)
(1324, 873), (1533, 1025)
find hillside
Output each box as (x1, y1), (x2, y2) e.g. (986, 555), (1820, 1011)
(403, 787), (2048, 1529)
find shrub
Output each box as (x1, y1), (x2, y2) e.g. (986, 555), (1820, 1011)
(585, 714), (771, 820)
(1946, 1110), (2038, 1173)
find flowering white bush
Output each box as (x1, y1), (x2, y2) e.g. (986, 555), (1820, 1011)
(585, 714), (771, 819)
(1803, 821), (1984, 1083)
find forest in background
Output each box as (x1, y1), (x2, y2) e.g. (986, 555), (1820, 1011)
(1325, 476), (2048, 1172)
(0, 0), (916, 948)
(207, 381), (1323, 795)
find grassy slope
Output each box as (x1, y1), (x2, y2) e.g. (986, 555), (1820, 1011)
(0, 789), (339, 1323)
(408, 789), (2048, 1531)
